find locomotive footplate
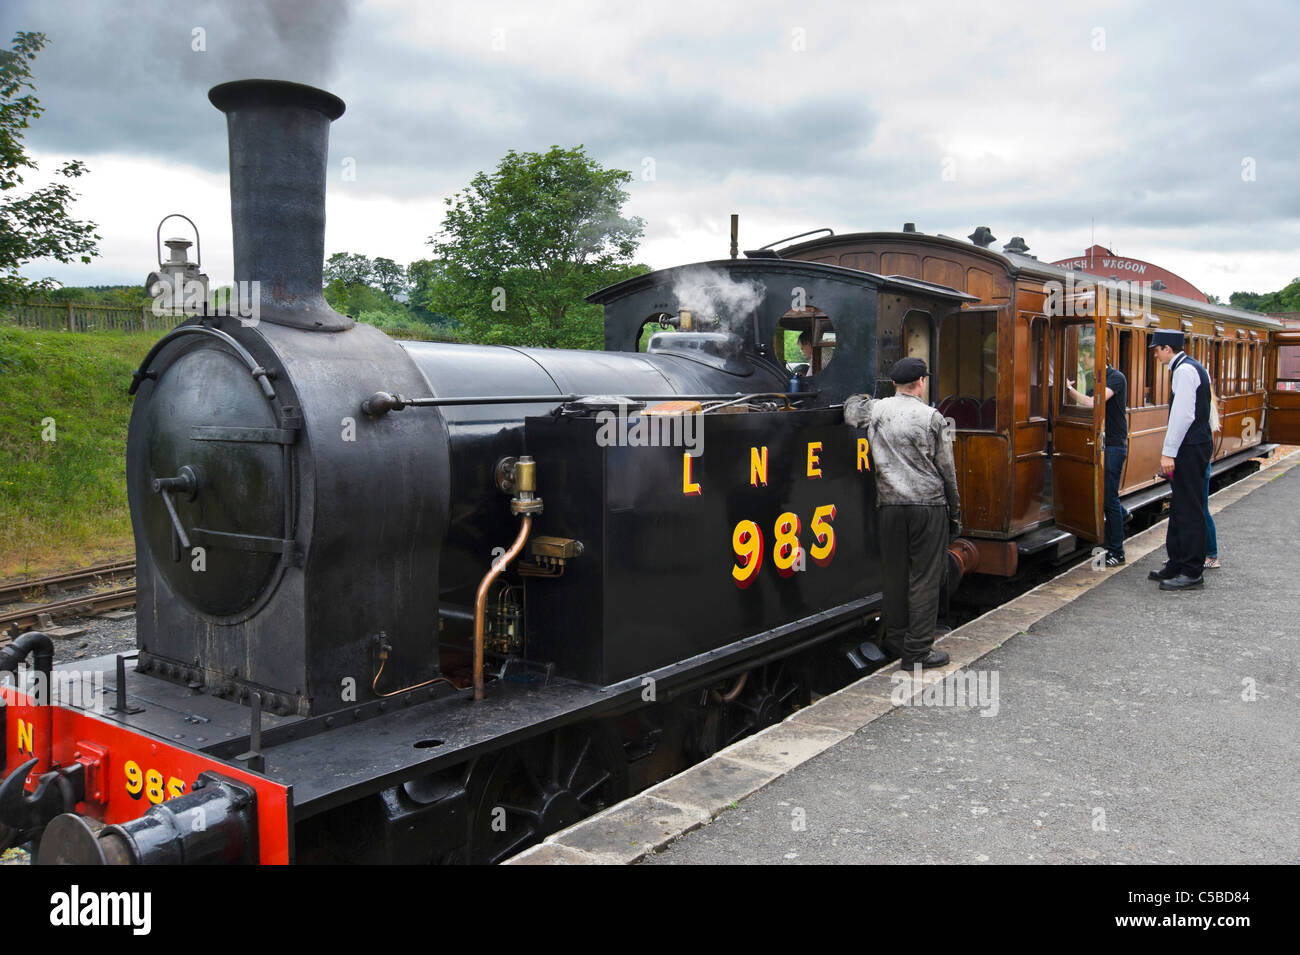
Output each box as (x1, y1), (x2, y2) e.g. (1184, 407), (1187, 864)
(194, 596), (878, 821)
(3, 598), (871, 863)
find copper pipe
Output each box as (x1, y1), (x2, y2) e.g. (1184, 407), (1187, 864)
(710, 670), (748, 704)
(371, 654), (457, 698)
(474, 515), (532, 701)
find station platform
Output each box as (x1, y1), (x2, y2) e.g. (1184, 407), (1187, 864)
(509, 451), (1300, 865)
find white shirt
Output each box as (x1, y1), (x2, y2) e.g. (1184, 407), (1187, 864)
(1162, 352), (1201, 457)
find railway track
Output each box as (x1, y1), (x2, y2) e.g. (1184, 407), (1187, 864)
(0, 559), (135, 605)
(0, 586), (137, 635)
(0, 560), (137, 637)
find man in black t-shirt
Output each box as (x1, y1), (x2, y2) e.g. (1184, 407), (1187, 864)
(1066, 364), (1128, 565)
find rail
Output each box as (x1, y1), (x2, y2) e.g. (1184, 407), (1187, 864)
(0, 586), (136, 635)
(0, 560), (136, 605)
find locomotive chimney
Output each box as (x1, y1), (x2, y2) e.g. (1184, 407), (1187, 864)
(208, 79), (352, 331)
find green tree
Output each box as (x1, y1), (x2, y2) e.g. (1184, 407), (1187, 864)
(428, 145), (647, 349)
(1229, 290), (1268, 311)
(1230, 279), (1300, 313)
(371, 256), (407, 298)
(1281, 279), (1300, 311)
(323, 251), (381, 318)
(407, 258), (456, 327)
(0, 32), (100, 306)
(323, 251), (373, 288)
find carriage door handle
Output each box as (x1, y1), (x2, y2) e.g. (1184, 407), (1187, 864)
(152, 465), (199, 555)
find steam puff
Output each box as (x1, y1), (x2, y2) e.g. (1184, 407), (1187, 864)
(176, 0), (356, 88)
(669, 266), (766, 332)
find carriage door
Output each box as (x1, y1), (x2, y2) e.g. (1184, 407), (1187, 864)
(1050, 312), (1105, 541)
(1265, 330), (1300, 443)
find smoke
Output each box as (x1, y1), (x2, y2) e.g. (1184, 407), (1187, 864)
(175, 0), (356, 88)
(0, 0), (358, 167)
(669, 265), (766, 333)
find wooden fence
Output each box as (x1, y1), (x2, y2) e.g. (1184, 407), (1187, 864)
(0, 301), (190, 333)
(1, 301), (462, 341)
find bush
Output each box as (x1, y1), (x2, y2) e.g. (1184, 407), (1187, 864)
(355, 309), (459, 341)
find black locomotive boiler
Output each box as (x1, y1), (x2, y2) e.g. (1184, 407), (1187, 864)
(0, 80), (975, 864)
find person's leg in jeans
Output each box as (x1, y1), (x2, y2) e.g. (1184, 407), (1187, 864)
(1203, 459), (1219, 565)
(1103, 444), (1126, 558)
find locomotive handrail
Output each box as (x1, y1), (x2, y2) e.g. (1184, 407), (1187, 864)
(360, 391), (810, 416)
(129, 325), (276, 399)
(753, 227), (835, 253)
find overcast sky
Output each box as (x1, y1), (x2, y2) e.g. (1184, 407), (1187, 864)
(2, 0), (1297, 300)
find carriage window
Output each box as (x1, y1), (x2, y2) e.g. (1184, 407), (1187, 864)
(1060, 322), (1096, 416)
(1223, 344), (1237, 396)
(1145, 333), (1169, 406)
(815, 327), (836, 372)
(1030, 317), (1046, 418)
(1277, 344), (1300, 392)
(1116, 328), (1133, 408)
(1238, 342), (1249, 394)
(937, 310), (998, 430)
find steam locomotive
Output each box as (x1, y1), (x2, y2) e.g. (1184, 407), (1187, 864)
(0, 80), (976, 864)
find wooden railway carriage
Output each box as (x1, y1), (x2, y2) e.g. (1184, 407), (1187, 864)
(772, 229), (1296, 576)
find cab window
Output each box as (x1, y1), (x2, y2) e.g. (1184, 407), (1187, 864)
(776, 309), (834, 378)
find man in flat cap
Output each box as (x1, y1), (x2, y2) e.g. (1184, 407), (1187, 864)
(1148, 329), (1212, 590)
(845, 357), (960, 668)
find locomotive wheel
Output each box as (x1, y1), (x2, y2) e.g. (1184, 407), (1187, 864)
(462, 723), (628, 865)
(721, 659), (811, 748)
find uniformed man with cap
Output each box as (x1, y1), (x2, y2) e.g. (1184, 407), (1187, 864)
(845, 357), (960, 668)
(1148, 329), (1212, 590)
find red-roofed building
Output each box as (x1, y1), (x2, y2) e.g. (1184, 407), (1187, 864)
(1049, 244), (1208, 302)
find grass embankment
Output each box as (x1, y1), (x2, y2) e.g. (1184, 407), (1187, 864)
(0, 326), (162, 578)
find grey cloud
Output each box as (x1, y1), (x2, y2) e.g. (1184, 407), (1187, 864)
(3, 1), (877, 204)
(1, 0), (355, 163)
(3, 0), (1298, 283)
